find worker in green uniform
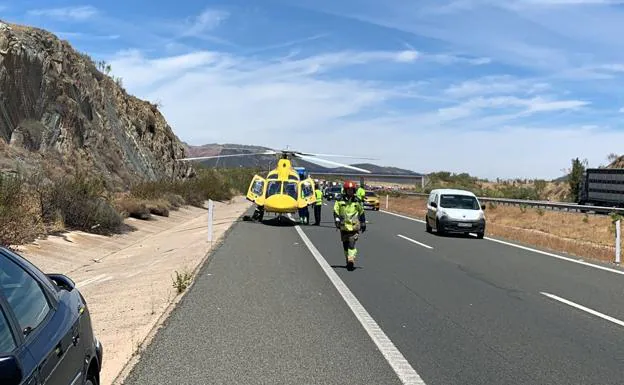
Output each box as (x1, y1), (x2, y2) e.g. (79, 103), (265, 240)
(314, 184), (323, 225)
(334, 181), (366, 271)
(356, 184), (366, 202)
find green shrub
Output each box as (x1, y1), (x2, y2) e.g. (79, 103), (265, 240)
(42, 171), (123, 234)
(130, 167), (258, 208)
(0, 173), (43, 247)
(114, 197), (152, 220)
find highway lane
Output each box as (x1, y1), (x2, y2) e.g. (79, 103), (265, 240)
(301, 206), (624, 385)
(381, 210), (624, 323)
(122, 210), (403, 385)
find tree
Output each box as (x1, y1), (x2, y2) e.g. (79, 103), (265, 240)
(534, 179), (547, 198)
(568, 157), (586, 202)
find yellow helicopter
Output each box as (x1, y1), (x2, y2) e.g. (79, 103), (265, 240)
(178, 148), (374, 223)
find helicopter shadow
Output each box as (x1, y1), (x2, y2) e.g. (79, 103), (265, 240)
(261, 217), (298, 227)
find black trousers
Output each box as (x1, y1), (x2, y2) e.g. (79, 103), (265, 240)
(314, 205), (321, 225)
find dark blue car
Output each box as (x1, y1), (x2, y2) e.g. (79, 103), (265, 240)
(0, 246), (103, 385)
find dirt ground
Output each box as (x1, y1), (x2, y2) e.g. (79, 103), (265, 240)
(16, 197), (252, 385)
(384, 196), (619, 263)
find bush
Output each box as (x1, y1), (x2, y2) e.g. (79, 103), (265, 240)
(130, 167), (258, 208)
(146, 199), (170, 217)
(0, 166), (258, 247)
(0, 173), (44, 247)
(41, 171), (123, 234)
(164, 193), (185, 209)
(114, 197), (151, 219)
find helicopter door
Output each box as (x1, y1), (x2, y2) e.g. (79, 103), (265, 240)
(246, 175), (266, 205)
(299, 178), (316, 207)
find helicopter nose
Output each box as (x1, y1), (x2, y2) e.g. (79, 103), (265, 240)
(265, 194), (298, 213)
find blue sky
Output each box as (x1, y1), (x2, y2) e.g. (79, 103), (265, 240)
(3, 0), (624, 179)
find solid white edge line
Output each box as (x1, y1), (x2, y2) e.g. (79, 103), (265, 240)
(380, 210), (624, 276)
(397, 234), (433, 250)
(541, 292), (624, 328)
(294, 225), (427, 385)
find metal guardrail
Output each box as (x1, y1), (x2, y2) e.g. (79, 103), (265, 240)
(392, 192), (624, 216)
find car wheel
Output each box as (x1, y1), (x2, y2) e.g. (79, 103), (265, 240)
(476, 231), (484, 239)
(86, 378), (96, 385)
(435, 219), (444, 236)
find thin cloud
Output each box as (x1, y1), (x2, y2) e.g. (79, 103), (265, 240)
(53, 31), (119, 40)
(104, 45), (603, 178)
(27, 6), (98, 21)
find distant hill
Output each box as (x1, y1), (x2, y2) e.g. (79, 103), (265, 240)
(553, 174), (568, 182)
(183, 143), (422, 176)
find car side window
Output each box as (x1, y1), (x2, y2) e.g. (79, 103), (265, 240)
(0, 255), (51, 336)
(0, 308), (16, 353)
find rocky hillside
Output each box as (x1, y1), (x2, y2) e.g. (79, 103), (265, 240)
(0, 20), (193, 186)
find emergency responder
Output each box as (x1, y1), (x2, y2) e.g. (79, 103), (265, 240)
(356, 184), (366, 202)
(314, 183), (323, 225)
(299, 184), (310, 225)
(333, 181), (366, 271)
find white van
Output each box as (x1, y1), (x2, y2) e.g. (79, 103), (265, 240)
(425, 188), (486, 239)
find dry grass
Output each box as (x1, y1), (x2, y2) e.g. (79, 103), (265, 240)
(385, 196), (620, 263)
(145, 199), (170, 217)
(114, 197), (172, 219)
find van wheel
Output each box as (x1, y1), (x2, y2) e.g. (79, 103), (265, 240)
(436, 219), (445, 236)
(476, 231), (484, 239)
(425, 219), (432, 233)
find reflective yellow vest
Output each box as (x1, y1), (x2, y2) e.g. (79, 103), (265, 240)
(315, 189), (323, 205)
(356, 187), (365, 200)
(334, 197), (365, 232)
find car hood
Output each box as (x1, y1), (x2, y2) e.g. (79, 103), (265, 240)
(439, 208), (482, 220)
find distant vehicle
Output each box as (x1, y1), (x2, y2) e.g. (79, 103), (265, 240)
(362, 191), (380, 211)
(0, 247), (103, 385)
(425, 188), (486, 238)
(324, 186), (342, 201)
(578, 168), (624, 207)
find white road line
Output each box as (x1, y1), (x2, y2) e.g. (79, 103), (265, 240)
(381, 210), (425, 223)
(76, 274), (106, 288)
(541, 292), (624, 328)
(486, 237), (624, 276)
(76, 274), (112, 288)
(397, 234), (433, 250)
(294, 226), (427, 385)
(380, 210), (624, 276)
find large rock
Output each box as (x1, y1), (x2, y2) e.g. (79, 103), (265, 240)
(0, 20), (194, 186)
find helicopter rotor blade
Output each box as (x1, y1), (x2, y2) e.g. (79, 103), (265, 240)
(178, 150), (277, 161)
(293, 151), (377, 160)
(296, 154), (372, 173)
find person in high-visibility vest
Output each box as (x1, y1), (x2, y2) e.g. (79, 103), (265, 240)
(334, 181), (366, 271)
(313, 183), (323, 225)
(356, 185), (366, 202)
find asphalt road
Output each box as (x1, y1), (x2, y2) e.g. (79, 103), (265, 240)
(123, 203), (624, 385)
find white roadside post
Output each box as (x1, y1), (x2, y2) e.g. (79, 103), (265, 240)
(208, 199), (214, 244)
(616, 219), (621, 265)
(386, 194), (389, 210)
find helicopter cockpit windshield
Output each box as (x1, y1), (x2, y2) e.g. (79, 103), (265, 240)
(266, 181), (281, 197)
(284, 182), (298, 199)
